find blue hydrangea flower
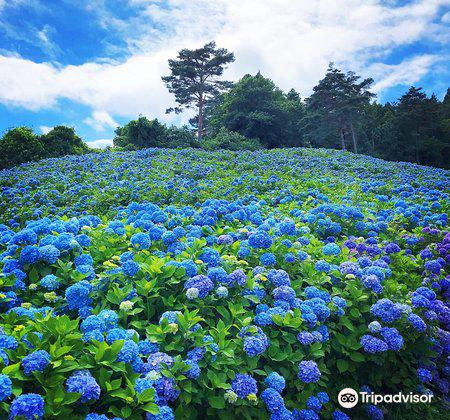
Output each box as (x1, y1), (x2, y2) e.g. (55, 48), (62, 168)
(39, 274), (60, 290)
(227, 269), (248, 287)
(273, 286), (296, 304)
(260, 252), (276, 266)
(184, 360), (201, 379)
(306, 395), (322, 412)
(184, 275), (214, 298)
(152, 376), (179, 403)
(360, 335), (388, 353)
(199, 247), (221, 267)
(370, 299), (403, 323)
(159, 311), (181, 325)
(146, 405), (174, 420)
(243, 335), (269, 357)
(380, 327), (404, 351)
(248, 231), (272, 249)
(22, 350), (50, 375)
(65, 281), (92, 310)
(315, 260), (330, 273)
(322, 242), (340, 256)
(9, 393), (44, 420)
(131, 232), (152, 249)
(0, 333), (18, 350)
(264, 372), (285, 392)
(186, 287), (199, 299)
(267, 269), (290, 287)
(134, 378), (155, 394)
(293, 409), (319, 420)
(367, 404), (384, 420)
(298, 361), (321, 383)
(417, 368), (432, 383)
(261, 387), (285, 413)
(75, 261), (93, 278)
(216, 286), (228, 298)
(0, 373), (12, 401)
(74, 253), (94, 268)
(207, 267), (228, 284)
(38, 244), (61, 264)
(317, 392), (329, 403)
(117, 339), (139, 363)
(20, 245), (40, 264)
(231, 373), (257, 398)
(122, 260), (140, 277)
(138, 340), (159, 355)
(368, 321), (382, 333)
(406, 313), (427, 332)
(98, 309), (118, 330)
(332, 410), (350, 420)
(297, 331), (314, 346)
(145, 352), (174, 372)
(66, 370), (100, 402)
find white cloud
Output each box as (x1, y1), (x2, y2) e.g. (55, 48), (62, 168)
(442, 11), (450, 23)
(84, 111), (119, 132)
(39, 125), (52, 134)
(0, 0), (449, 121)
(36, 25), (61, 59)
(370, 55), (440, 94)
(87, 138), (113, 149)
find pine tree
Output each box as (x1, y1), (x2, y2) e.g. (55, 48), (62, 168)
(305, 64), (374, 153)
(162, 42), (234, 142)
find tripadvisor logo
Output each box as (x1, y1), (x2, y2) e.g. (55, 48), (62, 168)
(338, 388), (359, 408)
(338, 388), (433, 408)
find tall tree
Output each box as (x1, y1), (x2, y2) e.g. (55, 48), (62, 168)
(304, 64), (375, 153)
(283, 89), (307, 147)
(363, 103), (400, 157)
(395, 87), (444, 165)
(40, 126), (87, 157)
(0, 127), (44, 170)
(162, 42), (234, 142)
(113, 116), (196, 150)
(209, 72), (292, 148)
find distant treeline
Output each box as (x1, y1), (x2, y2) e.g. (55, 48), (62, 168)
(1, 41), (449, 169)
(114, 68), (450, 168)
(0, 126), (90, 170)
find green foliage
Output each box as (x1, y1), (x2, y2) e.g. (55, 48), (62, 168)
(0, 127), (45, 170)
(209, 73), (300, 148)
(202, 128), (262, 151)
(0, 126), (90, 170)
(113, 117), (197, 150)
(40, 126), (88, 157)
(304, 64), (375, 153)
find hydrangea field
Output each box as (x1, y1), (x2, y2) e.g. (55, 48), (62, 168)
(0, 148), (448, 420)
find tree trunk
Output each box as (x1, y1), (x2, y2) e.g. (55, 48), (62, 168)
(350, 121), (358, 154)
(414, 131), (420, 164)
(340, 128), (346, 150)
(197, 94), (204, 142)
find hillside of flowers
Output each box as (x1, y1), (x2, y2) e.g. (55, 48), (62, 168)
(0, 148), (448, 420)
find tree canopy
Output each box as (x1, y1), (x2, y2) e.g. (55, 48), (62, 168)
(209, 73), (302, 148)
(0, 126), (90, 170)
(304, 64), (375, 153)
(113, 116), (197, 150)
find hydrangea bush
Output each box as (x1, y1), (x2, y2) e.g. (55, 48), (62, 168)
(0, 148), (448, 420)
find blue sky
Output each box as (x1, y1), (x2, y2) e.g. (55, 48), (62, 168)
(0, 0), (449, 148)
